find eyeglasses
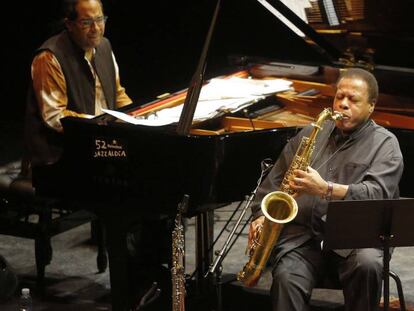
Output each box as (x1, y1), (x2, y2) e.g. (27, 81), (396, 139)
(77, 16), (108, 29)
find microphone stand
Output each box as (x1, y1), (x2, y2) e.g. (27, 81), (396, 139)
(204, 160), (273, 311)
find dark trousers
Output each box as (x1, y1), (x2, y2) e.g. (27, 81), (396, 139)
(271, 240), (383, 311)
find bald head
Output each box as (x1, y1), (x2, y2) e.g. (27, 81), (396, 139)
(62, 0), (103, 21)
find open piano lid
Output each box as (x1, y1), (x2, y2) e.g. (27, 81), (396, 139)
(297, 0), (414, 70)
(213, 0), (414, 70)
(206, 0), (414, 103)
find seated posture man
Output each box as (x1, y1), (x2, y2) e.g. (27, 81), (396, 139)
(249, 68), (404, 311)
(24, 0), (131, 170)
(21, 1), (172, 308)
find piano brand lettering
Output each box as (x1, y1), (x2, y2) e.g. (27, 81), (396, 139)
(94, 139), (127, 158)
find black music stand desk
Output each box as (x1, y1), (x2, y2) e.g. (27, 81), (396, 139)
(324, 198), (414, 311)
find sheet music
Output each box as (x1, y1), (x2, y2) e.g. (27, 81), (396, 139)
(199, 77), (292, 99)
(102, 109), (177, 126)
(103, 77), (292, 126)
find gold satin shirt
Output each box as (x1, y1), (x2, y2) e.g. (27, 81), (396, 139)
(31, 49), (132, 132)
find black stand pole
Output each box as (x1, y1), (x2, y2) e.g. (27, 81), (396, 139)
(204, 159), (273, 311)
(381, 234), (392, 311)
(207, 193), (255, 311)
(381, 202), (394, 311)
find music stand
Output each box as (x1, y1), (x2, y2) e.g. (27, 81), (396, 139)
(324, 198), (414, 311)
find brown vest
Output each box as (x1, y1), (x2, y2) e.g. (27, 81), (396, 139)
(24, 31), (117, 167)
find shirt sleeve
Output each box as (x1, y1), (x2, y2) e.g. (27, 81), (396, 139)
(31, 51), (93, 132)
(344, 135), (404, 200)
(111, 52), (132, 108)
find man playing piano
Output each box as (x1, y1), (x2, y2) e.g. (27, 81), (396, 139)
(22, 1), (173, 307)
(24, 0), (131, 169)
(248, 68), (404, 311)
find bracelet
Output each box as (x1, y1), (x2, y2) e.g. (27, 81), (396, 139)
(323, 181), (333, 201)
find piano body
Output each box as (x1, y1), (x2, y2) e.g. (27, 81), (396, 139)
(33, 0), (414, 310)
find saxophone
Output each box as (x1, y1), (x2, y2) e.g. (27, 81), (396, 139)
(171, 197), (187, 311)
(237, 108), (343, 287)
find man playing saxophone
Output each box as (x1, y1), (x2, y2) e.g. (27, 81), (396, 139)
(248, 68), (404, 311)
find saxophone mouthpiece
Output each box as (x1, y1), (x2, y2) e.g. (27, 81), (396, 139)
(332, 111), (343, 120)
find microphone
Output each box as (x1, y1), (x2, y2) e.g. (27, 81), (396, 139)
(261, 158), (274, 176)
(243, 109), (256, 131)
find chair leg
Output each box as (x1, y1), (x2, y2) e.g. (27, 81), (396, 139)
(35, 235), (52, 284)
(35, 207), (53, 284)
(389, 270), (406, 311)
(92, 219), (107, 273)
(0, 255), (19, 301)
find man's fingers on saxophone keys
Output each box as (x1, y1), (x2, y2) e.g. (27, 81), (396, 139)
(291, 168), (310, 190)
(291, 177), (305, 189)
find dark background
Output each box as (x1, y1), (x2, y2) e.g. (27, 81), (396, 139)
(1, 0), (318, 164)
(2, 0), (414, 164)
(4, 0), (414, 116)
(2, 0), (328, 122)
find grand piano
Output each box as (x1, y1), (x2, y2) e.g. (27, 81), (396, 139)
(33, 0), (414, 310)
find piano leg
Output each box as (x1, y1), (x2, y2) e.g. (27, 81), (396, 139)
(99, 206), (173, 311)
(101, 210), (131, 311)
(99, 203), (214, 310)
(195, 210), (214, 294)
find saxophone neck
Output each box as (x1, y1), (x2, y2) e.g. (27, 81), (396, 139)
(310, 108), (343, 134)
(313, 108), (330, 128)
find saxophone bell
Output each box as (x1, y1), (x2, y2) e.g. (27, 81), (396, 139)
(261, 191), (298, 224)
(237, 191), (298, 287)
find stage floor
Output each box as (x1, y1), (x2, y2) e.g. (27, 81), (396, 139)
(0, 202), (413, 310)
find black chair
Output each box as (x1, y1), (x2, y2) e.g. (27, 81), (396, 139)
(0, 160), (107, 285)
(311, 268), (406, 311)
(0, 255), (18, 301)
